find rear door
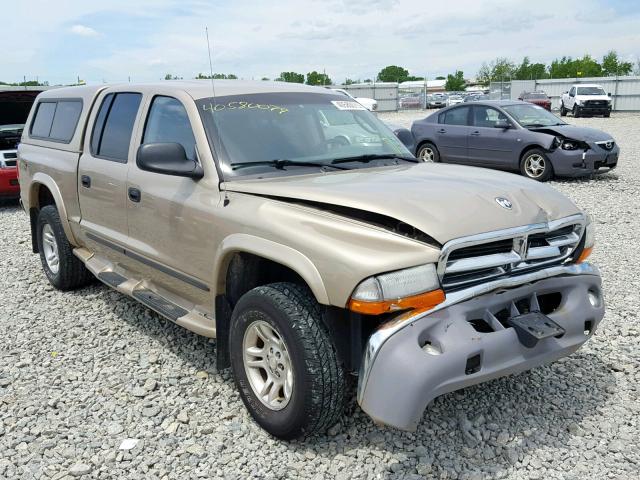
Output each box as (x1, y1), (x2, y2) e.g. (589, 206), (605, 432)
(78, 90), (143, 247)
(434, 106), (470, 163)
(467, 105), (519, 167)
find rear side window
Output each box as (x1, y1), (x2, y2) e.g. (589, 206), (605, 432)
(30, 100), (82, 142)
(441, 106), (470, 126)
(142, 96), (196, 161)
(91, 92), (142, 162)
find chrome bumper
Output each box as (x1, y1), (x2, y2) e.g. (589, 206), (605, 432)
(357, 262), (604, 430)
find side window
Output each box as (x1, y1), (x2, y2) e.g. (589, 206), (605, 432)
(30, 100), (82, 142)
(142, 96), (196, 161)
(472, 106), (508, 128)
(443, 106), (470, 126)
(569, 87), (575, 96)
(91, 92), (142, 162)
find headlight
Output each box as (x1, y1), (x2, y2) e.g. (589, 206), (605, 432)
(348, 264), (445, 315)
(577, 214), (595, 263)
(575, 100), (582, 106)
(562, 140), (579, 150)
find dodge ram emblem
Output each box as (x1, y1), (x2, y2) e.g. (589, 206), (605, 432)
(495, 197), (513, 209)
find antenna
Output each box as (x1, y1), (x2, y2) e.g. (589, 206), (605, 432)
(205, 27), (229, 204)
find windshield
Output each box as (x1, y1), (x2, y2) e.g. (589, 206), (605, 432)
(503, 104), (566, 127)
(196, 92), (411, 178)
(0, 124), (24, 150)
(577, 87), (606, 96)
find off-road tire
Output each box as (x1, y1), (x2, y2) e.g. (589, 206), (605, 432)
(229, 282), (345, 439)
(36, 205), (94, 290)
(520, 149), (554, 182)
(416, 142), (440, 163)
(560, 103), (567, 116)
(604, 112), (611, 118)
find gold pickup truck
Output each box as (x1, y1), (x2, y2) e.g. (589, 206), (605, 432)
(18, 81), (604, 439)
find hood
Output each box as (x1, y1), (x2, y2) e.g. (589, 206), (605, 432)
(532, 124), (613, 142)
(222, 163), (581, 245)
(576, 94), (610, 101)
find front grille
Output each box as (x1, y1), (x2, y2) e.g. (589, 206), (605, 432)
(439, 217), (584, 290)
(3, 152), (17, 159)
(3, 159), (17, 167)
(584, 100), (608, 107)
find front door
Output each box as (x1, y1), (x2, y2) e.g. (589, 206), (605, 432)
(78, 91), (142, 247)
(125, 93), (220, 304)
(467, 105), (519, 167)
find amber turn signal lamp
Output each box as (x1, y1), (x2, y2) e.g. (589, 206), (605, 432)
(348, 289), (446, 315)
(577, 246), (593, 263)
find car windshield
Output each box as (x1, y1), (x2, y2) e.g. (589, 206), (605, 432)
(503, 104), (566, 127)
(196, 92), (411, 178)
(0, 124), (24, 150)
(577, 87), (606, 95)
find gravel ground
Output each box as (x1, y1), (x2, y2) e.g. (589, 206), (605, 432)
(1, 112), (639, 479)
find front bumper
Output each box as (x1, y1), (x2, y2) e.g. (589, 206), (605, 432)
(577, 103), (611, 115)
(549, 144), (619, 177)
(357, 262), (604, 431)
(0, 167), (19, 198)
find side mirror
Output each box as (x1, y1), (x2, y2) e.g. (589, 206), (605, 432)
(569, 92), (575, 97)
(136, 143), (204, 179)
(495, 118), (511, 129)
(392, 127), (415, 152)
(608, 92), (612, 96)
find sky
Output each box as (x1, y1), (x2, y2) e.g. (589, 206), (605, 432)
(2, 0), (639, 85)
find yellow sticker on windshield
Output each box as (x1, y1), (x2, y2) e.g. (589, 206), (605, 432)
(202, 101), (288, 114)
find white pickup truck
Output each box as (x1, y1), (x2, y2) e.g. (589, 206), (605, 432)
(560, 84), (612, 118)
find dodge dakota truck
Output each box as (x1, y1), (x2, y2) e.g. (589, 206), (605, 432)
(18, 81), (604, 439)
(560, 84), (612, 117)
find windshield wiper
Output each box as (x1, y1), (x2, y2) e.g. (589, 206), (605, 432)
(230, 159), (349, 171)
(330, 154), (418, 165)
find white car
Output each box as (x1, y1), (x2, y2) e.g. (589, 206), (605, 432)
(560, 84), (612, 117)
(446, 94), (464, 106)
(331, 88), (378, 111)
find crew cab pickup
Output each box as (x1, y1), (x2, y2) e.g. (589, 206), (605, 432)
(560, 84), (612, 117)
(19, 82), (604, 438)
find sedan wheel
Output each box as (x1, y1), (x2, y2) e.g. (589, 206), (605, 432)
(520, 149), (553, 182)
(417, 143), (440, 162)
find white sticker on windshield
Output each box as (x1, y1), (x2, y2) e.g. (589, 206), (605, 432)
(331, 100), (367, 111)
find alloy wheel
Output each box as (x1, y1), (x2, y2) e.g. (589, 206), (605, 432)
(41, 223), (60, 274)
(242, 319), (294, 411)
(525, 154), (546, 178)
(419, 147), (435, 162)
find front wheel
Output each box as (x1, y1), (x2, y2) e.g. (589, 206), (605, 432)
(560, 103), (567, 116)
(416, 142), (440, 163)
(573, 105), (581, 118)
(36, 205), (94, 290)
(229, 283), (345, 439)
(520, 149), (554, 182)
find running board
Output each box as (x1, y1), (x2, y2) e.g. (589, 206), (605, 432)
(97, 271), (128, 288)
(132, 289), (189, 322)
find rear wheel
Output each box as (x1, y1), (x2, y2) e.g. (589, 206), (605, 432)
(416, 142), (440, 163)
(229, 282), (345, 439)
(36, 205), (94, 290)
(520, 149), (553, 182)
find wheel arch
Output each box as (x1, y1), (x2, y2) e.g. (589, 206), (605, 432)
(415, 139), (438, 156)
(27, 174), (77, 253)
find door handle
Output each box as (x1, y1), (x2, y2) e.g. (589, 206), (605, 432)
(470, 131), (481, 136)
(437, 128), (446, 133)
(128, 187), (141, 203)
(81, 175), (91, 188)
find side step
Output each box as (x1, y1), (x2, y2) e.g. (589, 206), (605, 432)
(97, 271), (128, 288)
(132, 289), (188, 322)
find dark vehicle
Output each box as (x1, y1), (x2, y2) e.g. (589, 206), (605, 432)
(0, 90), (42, 199)
(519, 91), (551, 111)
(410, 100), (619, 181)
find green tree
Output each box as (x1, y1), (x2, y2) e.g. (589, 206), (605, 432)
(344, 78), (355, 85)
(278, 71), (305, 83)
(406, 75), (425, 81)
(377, 65), (410, 82)
(306, 71), (332, 86)
(602, 50), (633, 76)
(513, 57), (547, 80)
(261, 77), (270, 81)
(549, 55), (601, 78)
(445, 71), (465, 91)
(435, 76), (446, 80)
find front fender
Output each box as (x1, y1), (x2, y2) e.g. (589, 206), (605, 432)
(214, 233), (330, 305)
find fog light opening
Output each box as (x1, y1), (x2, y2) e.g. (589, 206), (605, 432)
(421, 340), (442, 356)
(465, 354), (482, 375)
(584, 320), (593, 336)
(588, 289), (602, 308)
